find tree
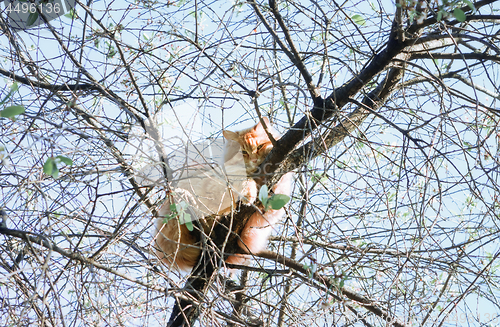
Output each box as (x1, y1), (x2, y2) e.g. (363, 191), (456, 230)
(1, 0), (500, 326)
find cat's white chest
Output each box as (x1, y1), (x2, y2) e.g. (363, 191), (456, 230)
(172, 151), (253, 219)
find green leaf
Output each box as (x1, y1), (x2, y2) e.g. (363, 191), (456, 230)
(27, 12), (38, 26)
(0, 105), (25, 118)
(43, 157), (59, 178)
(43, 158), (53, 175)
(437, 11), (443, 22)
(351, 14), (366, 26)
(64, 8), (77, 19)
(179, 212), (193, 231)
(453, 8), (466, 22)
(268, 194), (290, 210)
(56, 155), (73, 166)
(259, 185), (268, 207)
(107, 48), (117, 58)
(183, 219), (194, 231)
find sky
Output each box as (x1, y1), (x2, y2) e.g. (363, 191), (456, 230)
(1, 0), (500, 326)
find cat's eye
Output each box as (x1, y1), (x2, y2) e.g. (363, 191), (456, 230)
(241, 150), (248, 155)
(257, 144), (265, 151)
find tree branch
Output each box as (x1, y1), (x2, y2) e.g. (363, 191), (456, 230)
(255, 17), (409, 185)
(266, 63), (407, 187)
(257, 250), (407, 327)
(411, 52), (500, 61)
(266, 0), (322, 103)
(0, 67), (97, 91)
(167, 203), (259, 326)
(0, 226), (166, 293)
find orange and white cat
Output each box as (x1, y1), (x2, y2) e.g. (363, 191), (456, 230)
(154, 117), (292, 270)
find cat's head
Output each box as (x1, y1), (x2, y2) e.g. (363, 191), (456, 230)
(223, 117), (279, 174)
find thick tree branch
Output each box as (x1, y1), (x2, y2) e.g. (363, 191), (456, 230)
(265, 62), (407, 187)
(255, 18), (408, 185)
(167, 203), (258, 326)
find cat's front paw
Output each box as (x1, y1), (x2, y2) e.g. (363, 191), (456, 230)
(240, 179), (257, 204)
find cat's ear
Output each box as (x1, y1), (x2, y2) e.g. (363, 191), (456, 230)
(259, 117), (270, 127)
(223, 130), (239, 141)
(254, 117), (270, 131)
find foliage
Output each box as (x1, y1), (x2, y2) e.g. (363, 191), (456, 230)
(164, 201), (193, 231)
(1, 0), (500, 326)
(259, 184), (291, 210)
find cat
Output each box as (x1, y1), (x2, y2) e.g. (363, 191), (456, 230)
(154, 117), (292, 270)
